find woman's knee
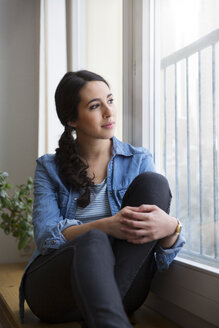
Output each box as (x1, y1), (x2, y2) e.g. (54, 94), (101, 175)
(133, 172), (169, 190)
(122, 172), (172, 213)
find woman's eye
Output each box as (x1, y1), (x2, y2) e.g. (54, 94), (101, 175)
(108, 98), (114, 104)
(89, 103), (99, 110)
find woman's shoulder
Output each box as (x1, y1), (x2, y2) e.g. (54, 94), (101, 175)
(36, 154), (58, 172)
(35, 154), (63, 182)
(37, 153), (56, 164)
(112, 137), (151, 157)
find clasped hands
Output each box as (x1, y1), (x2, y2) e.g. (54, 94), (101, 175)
(108, 205), (178, 247)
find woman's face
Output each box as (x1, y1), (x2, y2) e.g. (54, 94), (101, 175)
(69, 81), (117, 142)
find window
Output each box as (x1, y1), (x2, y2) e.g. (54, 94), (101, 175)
(124, 1), (219, 326)
(159, 0), (219, 269)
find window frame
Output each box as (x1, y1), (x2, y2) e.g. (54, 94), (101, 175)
(39, 0), (68, 156)
(122, 0), (219, 327)
(65, 0), (86, 71)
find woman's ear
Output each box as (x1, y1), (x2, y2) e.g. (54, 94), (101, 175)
(67, 121), (77, 128)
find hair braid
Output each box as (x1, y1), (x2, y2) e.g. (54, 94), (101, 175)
(56, 126), (94, 208)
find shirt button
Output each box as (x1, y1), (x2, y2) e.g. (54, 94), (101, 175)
(74, 197), (77, 201)
(51, 240), (56, 245)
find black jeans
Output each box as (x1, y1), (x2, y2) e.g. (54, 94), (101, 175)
(24, 172), (172, 328)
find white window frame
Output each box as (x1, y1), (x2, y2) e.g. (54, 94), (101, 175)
(65, 0), (86, 71)
(39, 0), (68, 156)
(123, 0), (219, 327)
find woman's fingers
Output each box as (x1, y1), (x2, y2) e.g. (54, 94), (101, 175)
(122, 204), (157, 213)
(123, 206), (141, 211)
(121, 209), (150, 221)
(138, 204), (158, 212)
(120, 217), (146, 229)
(120, 226), (147, 239)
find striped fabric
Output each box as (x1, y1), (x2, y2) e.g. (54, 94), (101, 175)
(75, 178), (112, 223)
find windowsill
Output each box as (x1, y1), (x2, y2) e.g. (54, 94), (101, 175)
(175, 256), (219, 276)
(146, 256), (219, 327)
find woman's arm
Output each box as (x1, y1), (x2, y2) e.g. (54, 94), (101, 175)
(62, 217), (109, 240)
(63, 204), (181, 248)
(62, 207), (138, 241)
(33, 159), (83, 254)
(63, 205), (180, 249)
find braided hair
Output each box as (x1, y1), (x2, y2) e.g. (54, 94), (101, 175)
(55, 70), (109, 207)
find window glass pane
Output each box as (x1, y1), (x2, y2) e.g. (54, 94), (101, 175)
(159, 0), (219, 268)
(85, 0), (123, 140)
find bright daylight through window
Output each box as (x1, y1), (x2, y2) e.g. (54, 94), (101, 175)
(159, 0), (219, 268)
(83, 0), (123, 140)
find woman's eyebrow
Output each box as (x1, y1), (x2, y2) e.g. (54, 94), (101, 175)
(86, 93), (113, 106)
(86, 98), (100, 106)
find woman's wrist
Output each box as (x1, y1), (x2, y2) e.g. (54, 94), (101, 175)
(83, 216), (112, 235)
(159, 216), (179, 249)
(98, 216), (113, 235)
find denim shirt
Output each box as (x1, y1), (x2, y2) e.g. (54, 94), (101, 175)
(19, 136), (185, 321)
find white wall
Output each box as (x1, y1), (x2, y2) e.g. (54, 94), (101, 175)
(0, 0), (40, 263)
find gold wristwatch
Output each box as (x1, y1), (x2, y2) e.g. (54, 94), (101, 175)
(174, 219), (182, 236)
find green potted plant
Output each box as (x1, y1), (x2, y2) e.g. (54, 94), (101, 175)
(0, 171), (34, 250)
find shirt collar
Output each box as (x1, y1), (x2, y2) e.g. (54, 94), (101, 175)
(112, 136), (134, 157)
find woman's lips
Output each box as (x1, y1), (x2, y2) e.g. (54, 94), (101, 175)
(101, 122), (115, 129)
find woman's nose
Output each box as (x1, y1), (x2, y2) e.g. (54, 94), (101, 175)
(103, 104), (112, 117)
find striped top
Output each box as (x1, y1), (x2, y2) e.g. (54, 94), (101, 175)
(75, 178), (112, 223)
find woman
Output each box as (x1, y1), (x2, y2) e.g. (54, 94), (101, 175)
(20, 70), (185, 328)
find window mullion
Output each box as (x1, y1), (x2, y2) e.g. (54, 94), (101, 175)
(123, 0), (158, 158)
(122, 0), (134, 144)
(66, 0), (86, 71)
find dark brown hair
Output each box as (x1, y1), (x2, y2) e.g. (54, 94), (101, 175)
(55, 70), (109, 207)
